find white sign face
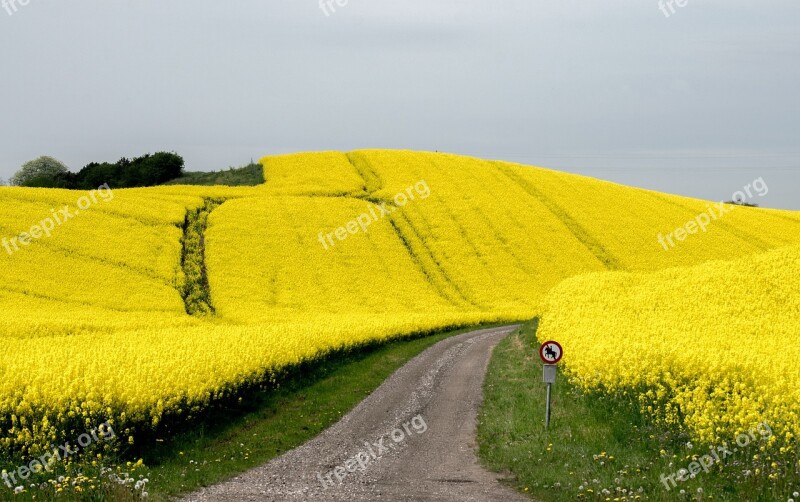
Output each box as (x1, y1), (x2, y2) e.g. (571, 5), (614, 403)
(539, 341), (563, 364)
(543, 364), (557, 384)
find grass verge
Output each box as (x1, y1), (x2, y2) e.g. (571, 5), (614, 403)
(478, 320), (798, 502)
(140, 323), (506, 500)
(2, 323), (504, 501)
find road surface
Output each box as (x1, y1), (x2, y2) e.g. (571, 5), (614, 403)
(182, 324), (528, 502)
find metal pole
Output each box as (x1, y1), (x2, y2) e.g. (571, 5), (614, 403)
(545, 382), (552, 429)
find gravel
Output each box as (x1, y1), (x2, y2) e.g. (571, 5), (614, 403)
(181, 325), (529, 502)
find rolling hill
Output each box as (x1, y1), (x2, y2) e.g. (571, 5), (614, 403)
(1, 150), (798, 462)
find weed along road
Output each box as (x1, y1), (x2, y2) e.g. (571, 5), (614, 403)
(183, 325), (529, 501)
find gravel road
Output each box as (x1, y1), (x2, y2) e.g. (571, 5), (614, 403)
(182, 324), (528, 502)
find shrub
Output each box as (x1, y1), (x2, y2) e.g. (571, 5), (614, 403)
(10, 156), (71, 187)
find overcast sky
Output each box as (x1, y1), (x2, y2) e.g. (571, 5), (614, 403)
(1, 1), (798, 208)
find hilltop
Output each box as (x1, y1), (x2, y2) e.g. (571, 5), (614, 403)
(0, 150), (798, 464)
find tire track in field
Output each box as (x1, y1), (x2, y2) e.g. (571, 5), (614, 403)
(499, 167), (623, 271)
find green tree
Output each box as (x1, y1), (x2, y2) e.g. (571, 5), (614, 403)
(10, 156), (71, 187)
(74, 152), (184, 189)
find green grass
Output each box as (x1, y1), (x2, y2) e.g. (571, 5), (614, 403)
(139, 323), (508, 500)
(478, 320), (797, 502)
(164, 162), (263, 186)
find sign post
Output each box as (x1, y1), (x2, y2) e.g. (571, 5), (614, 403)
(539, 341), (563, 430)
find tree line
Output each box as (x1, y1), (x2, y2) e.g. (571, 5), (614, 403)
(8, 152), (184, 189)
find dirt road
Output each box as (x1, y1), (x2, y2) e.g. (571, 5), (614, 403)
(182, 325), (528, 501)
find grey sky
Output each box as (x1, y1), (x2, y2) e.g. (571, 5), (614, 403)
(1, 1), (798, 208)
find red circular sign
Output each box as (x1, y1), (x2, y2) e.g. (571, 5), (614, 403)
(539, 341), (563, 364)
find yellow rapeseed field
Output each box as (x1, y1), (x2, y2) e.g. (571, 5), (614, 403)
(0, 150), (798, 466)
(538, 246), (800, 467)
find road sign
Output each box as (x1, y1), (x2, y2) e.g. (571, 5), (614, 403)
(543, 364), (557, 384)
(539, 341), (563, 364)
(539, 341), (563, 430)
